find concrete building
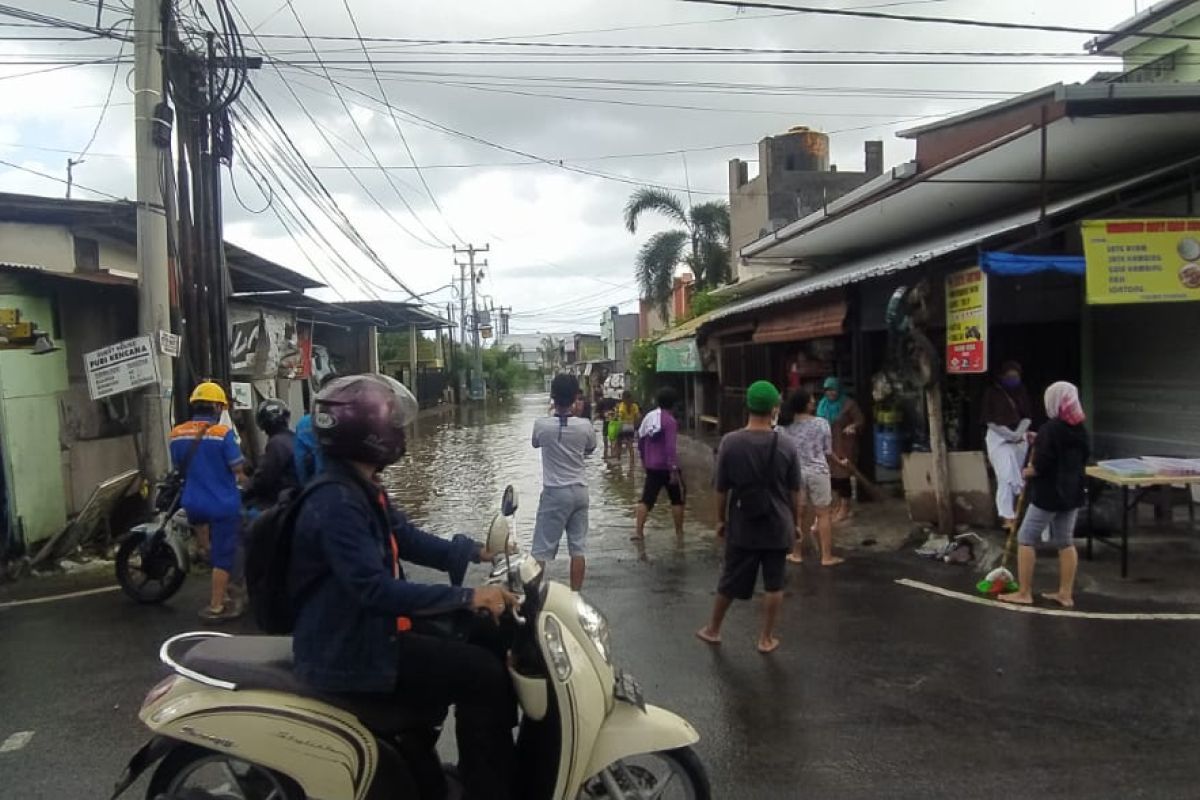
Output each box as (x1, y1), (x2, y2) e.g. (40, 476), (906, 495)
(600, 306), (639, 374)
(0, 192), (431, 558)
(729, 127), (883, 282)
(1089, 0), (1200, 82)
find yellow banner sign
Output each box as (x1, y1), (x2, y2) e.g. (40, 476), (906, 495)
(1083, 219), (1200, 305)
(945, 265), (987, 374)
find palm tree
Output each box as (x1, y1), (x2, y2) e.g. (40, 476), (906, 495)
(623, 188), (731, 316)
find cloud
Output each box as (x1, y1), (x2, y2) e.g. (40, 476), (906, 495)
(3, 0), (1139, 329)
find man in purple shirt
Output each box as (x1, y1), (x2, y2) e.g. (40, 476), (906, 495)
(634, 387), (685, 540)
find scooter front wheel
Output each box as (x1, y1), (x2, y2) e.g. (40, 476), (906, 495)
(581, 746), (711, 800)
(116, 535), (186, 604)
(146, 744), (305, 799)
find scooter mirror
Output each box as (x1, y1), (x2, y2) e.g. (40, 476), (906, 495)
(501, 485), (519, 517)
(485, 513), (511, 558)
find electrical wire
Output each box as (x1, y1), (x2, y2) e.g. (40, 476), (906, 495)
(0, 156), (123, 200)
(341, 0), (464, 246)
(72, 20), (130, 163)
(680, 0), (1200, 45)
(278, 0), (449, 249)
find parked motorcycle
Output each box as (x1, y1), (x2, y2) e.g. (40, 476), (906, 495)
(114, 479), (193, 604)
(111, 486), (709, 799)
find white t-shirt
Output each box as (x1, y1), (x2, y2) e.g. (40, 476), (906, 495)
(533, 415), (597, 488)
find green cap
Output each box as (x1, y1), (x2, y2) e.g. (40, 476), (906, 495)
(746, 380), (781, 415)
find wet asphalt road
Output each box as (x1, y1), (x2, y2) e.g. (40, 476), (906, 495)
(3, 396), (1200, 799)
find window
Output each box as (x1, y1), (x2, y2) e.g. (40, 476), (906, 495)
(73, 236), (99, 273)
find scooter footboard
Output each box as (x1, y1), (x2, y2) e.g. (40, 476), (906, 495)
(583, 702), (700, 778)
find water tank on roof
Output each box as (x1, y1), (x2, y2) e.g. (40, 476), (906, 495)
(776, 126), (829, 172)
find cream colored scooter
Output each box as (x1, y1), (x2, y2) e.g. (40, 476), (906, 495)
(111, 486), (709, 800)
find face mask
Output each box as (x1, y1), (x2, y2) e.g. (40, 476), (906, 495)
(1001, 376), (1021, 389)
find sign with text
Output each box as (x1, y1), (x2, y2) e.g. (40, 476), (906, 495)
(158, 330), (181, 358)
(1083, 219), (1200, 305)
(945, 266), (987, 374)
(84, 336), (160, 400)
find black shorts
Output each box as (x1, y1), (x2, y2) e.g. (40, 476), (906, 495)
(831, 477), (853, 499)
(640, 469), (684, 510)
(718, 546), (788, 600)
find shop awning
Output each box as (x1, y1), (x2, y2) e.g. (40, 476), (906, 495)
(708, 155), (1200, 326)
(752, 298), (846, 344)
(656, 309), (716, 343)
(981, 252), (1085, 276)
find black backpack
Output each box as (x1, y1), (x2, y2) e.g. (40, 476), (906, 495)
(245, 474), (358, 634)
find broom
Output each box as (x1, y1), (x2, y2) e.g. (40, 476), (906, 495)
(977, 446), (1033, 596)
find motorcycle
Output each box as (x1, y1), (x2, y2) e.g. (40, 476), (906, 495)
(111, 486), (710, 799)
(115, 479), (193, 604)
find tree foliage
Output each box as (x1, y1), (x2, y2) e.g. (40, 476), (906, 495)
(623, 187), (731, 318)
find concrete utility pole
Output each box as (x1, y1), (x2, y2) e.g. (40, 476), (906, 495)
(454, 243), (489, 401)
(134, 0), (173, 481)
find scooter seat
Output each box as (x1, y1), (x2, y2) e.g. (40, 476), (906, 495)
(181, 636), (447, 733)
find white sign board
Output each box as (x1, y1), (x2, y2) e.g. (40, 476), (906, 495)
(230, 381), (253, 411)
(158, 330), (181, 358)
(84, 336), (160, 401)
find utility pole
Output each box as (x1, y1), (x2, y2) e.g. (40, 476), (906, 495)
(134, 0), (172, 481)
(454, 244), (489, 401)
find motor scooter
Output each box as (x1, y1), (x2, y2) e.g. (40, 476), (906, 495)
(111, 485), (709, 799)
(115, 487), (193, 605)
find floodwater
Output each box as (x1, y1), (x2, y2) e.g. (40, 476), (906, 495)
(381, 394), (720, 567)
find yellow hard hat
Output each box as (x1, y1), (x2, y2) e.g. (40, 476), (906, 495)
(189, 381), (228, 406)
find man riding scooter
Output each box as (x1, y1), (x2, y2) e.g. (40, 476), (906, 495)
(245, 398), (298, 509)
(289, 374), (518, 800)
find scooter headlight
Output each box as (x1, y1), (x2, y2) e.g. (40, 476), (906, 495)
(542, 616), (573, 682)
(576, 594), (612, 665)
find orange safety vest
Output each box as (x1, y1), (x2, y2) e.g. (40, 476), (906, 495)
(378, 489), (413, 633)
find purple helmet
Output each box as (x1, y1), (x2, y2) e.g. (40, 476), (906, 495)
(313, 374), (418, 467)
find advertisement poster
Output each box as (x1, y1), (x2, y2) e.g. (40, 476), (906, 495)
(84, 336), (160, 400)
(945, 266), (988, 375)
(1083, 219), (1200, 305)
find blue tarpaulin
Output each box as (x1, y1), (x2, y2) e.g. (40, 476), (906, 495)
(980, 251), (1085, 276)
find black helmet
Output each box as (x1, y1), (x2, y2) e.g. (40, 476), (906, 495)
(314, 374), (418, 467)
(255, 398), (291, 434)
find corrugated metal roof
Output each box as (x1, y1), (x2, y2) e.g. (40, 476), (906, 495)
(656, 309), (719, 343)
(0, 262), (137, 287)
(708, 157), (1200, 324)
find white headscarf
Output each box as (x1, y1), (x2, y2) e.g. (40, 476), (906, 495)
(1044, 381), (1085, 425)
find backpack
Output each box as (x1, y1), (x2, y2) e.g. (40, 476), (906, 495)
(245, 474), (359, 634)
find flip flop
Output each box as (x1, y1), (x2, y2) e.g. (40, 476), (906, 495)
(695, 628), (721, 646)
(757, 638), (781, 654)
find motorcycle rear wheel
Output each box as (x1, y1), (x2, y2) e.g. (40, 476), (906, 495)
(146, 744), (305, 800)
(581, 746), (711, 800)
(116, 535), (186, 604)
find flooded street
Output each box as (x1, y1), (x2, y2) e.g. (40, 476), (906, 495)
(383, 394), (721, 570)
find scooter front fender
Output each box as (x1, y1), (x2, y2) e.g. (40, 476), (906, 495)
(125, 524), (190, 574)
(583, 701), (700, 778)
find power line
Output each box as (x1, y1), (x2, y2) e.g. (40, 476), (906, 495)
(679, 0), (1200, 44)
(0, 156), (123, 200)
(340, 0), (463, 245)
(72, 21), (130, 163)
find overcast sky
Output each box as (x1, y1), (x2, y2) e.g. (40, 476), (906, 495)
(0, 0), (1145, 333)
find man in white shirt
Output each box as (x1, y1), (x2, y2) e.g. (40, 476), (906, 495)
(532, 374), (597, 590)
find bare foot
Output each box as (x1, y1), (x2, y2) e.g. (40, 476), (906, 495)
(630, 534), (645, 541)
(786, 553), (804, 565)
(998, 592), (1034, 605)
(821, 556), (846, 567)
(696, 627), (722, 645)
(757, 637), (781, 654)
(1042, 592), (1075, 608)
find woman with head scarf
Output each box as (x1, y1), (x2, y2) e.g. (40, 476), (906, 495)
(818, 377), (865, 523)
(982, 360), (1034, 527)
(1000, 381), (1090, 608)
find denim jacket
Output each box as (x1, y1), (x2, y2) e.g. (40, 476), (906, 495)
(289, 461), (481, 692)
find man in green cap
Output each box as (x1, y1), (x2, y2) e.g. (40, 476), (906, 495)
(697, 380), (801, 654)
